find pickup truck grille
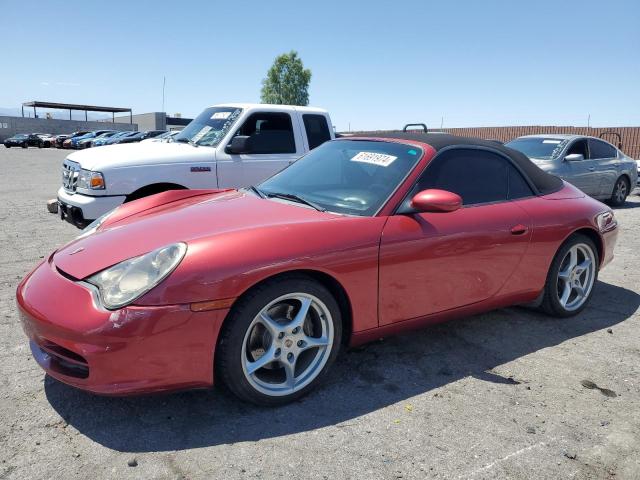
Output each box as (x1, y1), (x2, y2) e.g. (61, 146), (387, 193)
(62, 160), (81, 192)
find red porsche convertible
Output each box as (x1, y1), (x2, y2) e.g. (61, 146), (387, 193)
(17, 134), (618, 405)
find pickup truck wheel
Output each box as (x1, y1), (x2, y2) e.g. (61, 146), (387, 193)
(216, 276), (342, 406)
(609, 176), (629, 207)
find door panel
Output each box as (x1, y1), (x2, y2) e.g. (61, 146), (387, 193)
(379, 202), (531, 325)
(562, 159), (600, 195)
(594, 157), (619, 197)
(216, 111), (304, 188)
(216, 153), (296, 188)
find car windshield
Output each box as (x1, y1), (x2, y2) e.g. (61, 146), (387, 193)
(174, 107), (242, 147)
(258, 140), (422, 216)
(14, 134), (27, 139)
(505, 137), (568, 160)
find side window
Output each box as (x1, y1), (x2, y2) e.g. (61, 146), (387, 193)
(414, 149), (531, 205)
(566, 139), (588, 159)
(234, 112), (295, 154)
(508, 166), (534, 200)
(588, 139), (617, 159)
(303, 114), (331, 150)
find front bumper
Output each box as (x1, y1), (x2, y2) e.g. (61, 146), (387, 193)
(601, 224), (618, 269)
(17, 255), (227, 395)
(57, 187), (125, 228)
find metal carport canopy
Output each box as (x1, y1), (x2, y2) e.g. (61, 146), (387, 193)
(21, 101), (132, 123)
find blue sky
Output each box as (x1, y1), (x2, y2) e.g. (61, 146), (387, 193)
(1, 0), (639, 131)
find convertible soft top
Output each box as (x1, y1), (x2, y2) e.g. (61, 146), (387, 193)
(351, 132), (565, 196)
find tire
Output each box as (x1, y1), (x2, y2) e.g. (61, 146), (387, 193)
(540, 234), (599, 317)
(4, 145), (9, 148)
(216, 275), (342, 406)
(21, 143), (27, 149)
(609, 176), (629, 207)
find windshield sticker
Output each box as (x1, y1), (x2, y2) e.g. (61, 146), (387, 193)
(211, 111), (231, 120)
(191, 126), (212, 143)
(351, 151), (397, 167)
(407, 149), (418, 155)
(542, 139), (562, 144)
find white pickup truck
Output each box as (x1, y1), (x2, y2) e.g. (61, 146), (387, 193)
(57, 103), (334, 227)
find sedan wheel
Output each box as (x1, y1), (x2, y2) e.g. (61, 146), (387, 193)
(609, 177), (629, 207)
(541, 234), (598, 317)
(216, 276), (342, 405)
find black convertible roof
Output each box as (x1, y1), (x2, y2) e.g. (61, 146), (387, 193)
(351, 132), (564, 195)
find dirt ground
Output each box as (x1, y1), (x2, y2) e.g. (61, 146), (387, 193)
(1, 147), (639, 479)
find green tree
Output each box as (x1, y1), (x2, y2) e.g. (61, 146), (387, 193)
(260, 51), (312, 106)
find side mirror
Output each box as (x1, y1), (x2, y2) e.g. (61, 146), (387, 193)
(225, 136), (250, 154)
(564, 153), (584, 162)
(409, 189), (462, 213)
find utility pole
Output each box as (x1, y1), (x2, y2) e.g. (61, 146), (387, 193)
(162, 76), (166, 113)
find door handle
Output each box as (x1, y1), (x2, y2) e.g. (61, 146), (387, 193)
(510, 224), (528, 235)
(588, 167), (596, 171)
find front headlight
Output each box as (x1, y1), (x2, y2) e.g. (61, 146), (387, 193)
(77, 169), (105, 190)
(86, 242), (187, 309)
(596, 211), (617, 233)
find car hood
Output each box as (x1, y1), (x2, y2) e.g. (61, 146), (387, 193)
(530, 158), (557, 171)
(65, 141), (214, 170)
(53, 190), (339, 279)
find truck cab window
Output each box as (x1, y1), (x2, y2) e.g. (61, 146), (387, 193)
(234, 112), (296, 154)
(303, 114), (331, 149)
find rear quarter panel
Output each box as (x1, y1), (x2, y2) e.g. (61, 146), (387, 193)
(512, 186), (607, 295)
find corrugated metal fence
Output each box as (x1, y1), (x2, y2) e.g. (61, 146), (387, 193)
(353, 126), (640, 159)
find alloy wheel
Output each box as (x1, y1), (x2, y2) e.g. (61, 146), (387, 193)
(556, 243), (596, 311)
(241, 293), (334, 397)
(615, 179), (627, 203)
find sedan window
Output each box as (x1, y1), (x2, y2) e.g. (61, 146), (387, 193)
(505, 137), (567, 160)
(566, 139), (588, 159)
(588, 139), (617, 159)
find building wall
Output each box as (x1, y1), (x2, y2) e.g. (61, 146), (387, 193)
(0, 116), (137, 142)
(356, 126), (640, 159)
(113, 112), (166, 131)
(112, 112), (192, 132)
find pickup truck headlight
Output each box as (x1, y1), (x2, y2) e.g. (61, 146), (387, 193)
(77, 169), (105, 190)
(86, 243), (187, 309)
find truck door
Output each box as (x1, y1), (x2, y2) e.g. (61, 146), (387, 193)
(216, 111), (303, 188)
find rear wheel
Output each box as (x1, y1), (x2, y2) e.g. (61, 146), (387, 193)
(540, 234), (598, 317)
(216, 276), (342, 406)
(609, 176), (629, 207)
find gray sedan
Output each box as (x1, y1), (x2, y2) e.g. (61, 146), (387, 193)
(505, 134), (638, 206)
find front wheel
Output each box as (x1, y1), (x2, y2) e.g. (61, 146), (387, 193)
(216, 276), (342, 406)
(609, 176), (629, 207)
(540, 234), (599, 317)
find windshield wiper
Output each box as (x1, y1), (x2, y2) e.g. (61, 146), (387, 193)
(175, 137), (198, 147)
(265, 191), (326, 212)
(247, 185), (266, 199)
